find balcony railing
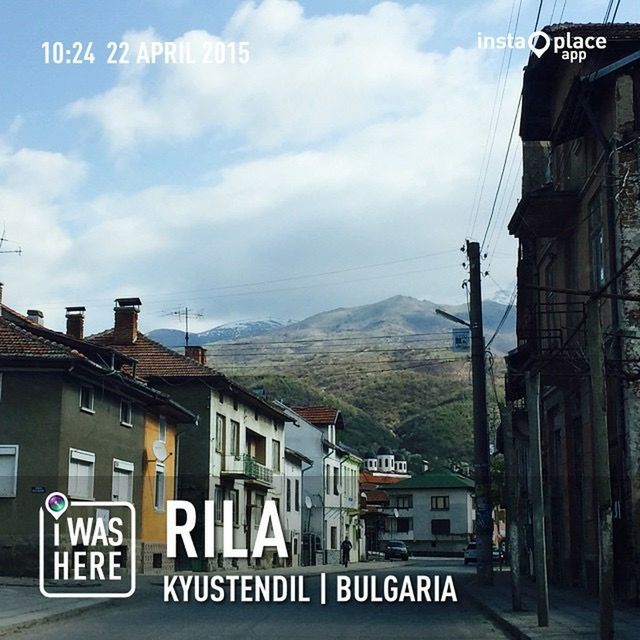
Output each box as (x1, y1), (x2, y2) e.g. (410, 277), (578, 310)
(222, 454), (273, 486)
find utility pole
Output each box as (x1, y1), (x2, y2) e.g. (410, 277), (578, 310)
(467, 240), (493, 585)
(586, 299), (614, 640)
(502, 400), (522, 610)
(526, 371), (549, 626)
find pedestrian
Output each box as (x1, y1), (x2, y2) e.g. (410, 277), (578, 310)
(341, 536), (352, 568)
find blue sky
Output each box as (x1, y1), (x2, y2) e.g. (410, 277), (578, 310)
(0, 0), (637, 333)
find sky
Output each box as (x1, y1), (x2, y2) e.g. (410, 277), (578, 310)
(0, 0), (637, 334)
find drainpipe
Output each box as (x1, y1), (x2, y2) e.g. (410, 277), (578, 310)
(322, 446), (332, 564)
(300, 460), (313, 566)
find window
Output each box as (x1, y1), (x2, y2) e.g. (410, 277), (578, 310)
(214, 487), (224, 522)
(589, 193), (605, 288)
(325, 465), (331, 494)
(431, 496), (450, 511)
(230, 420), (240, 456)
(68, 448), (95, 499)
(215, 414), (226, 453)
(159, 415), (167, 442)
(79, 385), (94, 413)
(431, 519), (451, 535)
(395, 495), (413, 509)
(397, 517), (413, 533)
(154, 463), (165, 511)
(120, 401), (132, 427)
(112, 459), (134, 502)
(0, 445), (18, 497)
(286, 479), (292, 512)
(333, 467), (339, 495)
(228, 489), (240, 525)
(330, 526), (338, 549)
(272, 440), (281, 472)
(295, 479), (300, 511)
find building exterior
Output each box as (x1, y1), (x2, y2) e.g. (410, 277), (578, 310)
(282, 404), (364, 564)
(504, 24), (640, 598)
(362, 447), (411, 477)
(281, 448), (312, 567)
(383, 468), (475, 556)
(90, 298), (290, 570)
(0, 304), (195, 576)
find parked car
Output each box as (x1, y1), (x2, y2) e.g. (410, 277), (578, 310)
(384, 540), (409, 561)
(464, 542), (503, 564)
(463, 542), (477, 565)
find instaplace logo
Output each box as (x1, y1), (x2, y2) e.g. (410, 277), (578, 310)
(39, 492), (136, 598)
(477, 31), (607, 62)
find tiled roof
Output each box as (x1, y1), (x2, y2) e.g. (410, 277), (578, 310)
(89, 330), (216, 378)
(0, 316), (80, 360)
(293, 405), (343, 428)
(384, 468), (474, 491)
(359, 471), (406, 485)
(88, 329), (289, 421)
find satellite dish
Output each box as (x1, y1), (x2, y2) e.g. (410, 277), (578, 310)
(393, 508), (399, 518)
(304, 495), (313, 509)
(152, 440), (169, 462)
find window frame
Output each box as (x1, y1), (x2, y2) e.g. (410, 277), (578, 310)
(431, 495), (450, 511)
(230, 420), (240, 456)
(112, 458), (134, 502)
(120, 400), (133, 427)
(215, 413), (226, 454)
(272, 440), (281, 472)
(0, 445), (19, 498)
(154, 462), (166, 512)
(79, 385), (95, 414)
(68, 448), (95, 500)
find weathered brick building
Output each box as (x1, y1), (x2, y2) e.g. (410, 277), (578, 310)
(505, 24), (640, 599)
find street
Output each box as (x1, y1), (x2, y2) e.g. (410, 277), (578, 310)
(11, 559), (507, 640)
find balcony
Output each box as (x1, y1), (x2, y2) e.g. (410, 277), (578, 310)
(508, 187), (578, 239)
(222, 454), (273, 487)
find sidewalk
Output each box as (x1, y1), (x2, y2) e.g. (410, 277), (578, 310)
(0, 558), (397, 635)
(460, 569), (640, 639)
(0, 577), (109, 637)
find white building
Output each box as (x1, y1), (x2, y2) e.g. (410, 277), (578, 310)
(382, 468), (474, 556)
(280, 448), (313, 567)
(281, 404), (364, 564)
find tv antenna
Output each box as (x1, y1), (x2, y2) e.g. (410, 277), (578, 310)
(161, 306), (204, 348)
(0, 226), (22, 256)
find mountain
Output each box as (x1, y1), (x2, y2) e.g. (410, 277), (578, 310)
(146, 295), (514, 462)
(148, 319), (290, 347)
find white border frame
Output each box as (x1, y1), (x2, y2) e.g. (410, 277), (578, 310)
(39, 500), (136, 599)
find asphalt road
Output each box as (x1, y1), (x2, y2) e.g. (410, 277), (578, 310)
(15, 559), (507, 640)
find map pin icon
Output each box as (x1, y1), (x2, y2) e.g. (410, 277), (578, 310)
(528, 31), (551, 58)
(45, 492), (69, 520)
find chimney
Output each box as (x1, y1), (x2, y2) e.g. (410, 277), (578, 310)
(113, 297), (141, 345)
(65, 306), (86, 340)
(185, 345), (207, 365)
(27, 309), (44, 326)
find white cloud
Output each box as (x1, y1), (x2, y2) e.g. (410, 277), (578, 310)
(69, 0), (439, 151)
(3, 1), (521, 332)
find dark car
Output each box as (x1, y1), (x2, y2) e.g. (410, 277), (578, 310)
(384, 540), (409, 561)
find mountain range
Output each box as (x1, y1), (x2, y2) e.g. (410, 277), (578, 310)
(148, 295), (515, 354)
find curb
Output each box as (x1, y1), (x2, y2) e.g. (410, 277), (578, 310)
(0, 599), (110, 637)
(458, 578), (530, 640)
